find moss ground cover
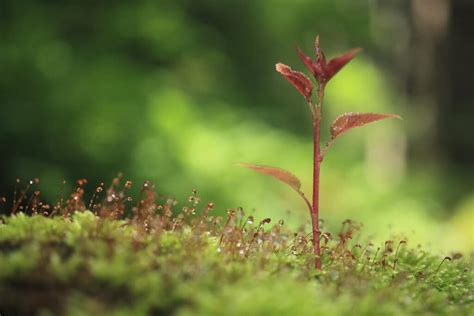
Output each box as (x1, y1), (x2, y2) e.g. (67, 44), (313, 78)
(0, 183), (472, 315)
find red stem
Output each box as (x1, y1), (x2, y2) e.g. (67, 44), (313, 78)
(311, 83), (325, 269)
(312, 118), (321, 269)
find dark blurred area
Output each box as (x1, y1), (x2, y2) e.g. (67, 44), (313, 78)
(0, 1), (472, 250)
(375, 0), (474, 165)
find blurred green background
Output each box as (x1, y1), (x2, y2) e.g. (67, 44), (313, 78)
(1, 1), (472, 253)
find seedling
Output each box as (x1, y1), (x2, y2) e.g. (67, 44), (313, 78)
(240, 36), (401, 269)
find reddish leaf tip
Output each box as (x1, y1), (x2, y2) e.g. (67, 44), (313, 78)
(296, 47), (317, 77)
(325, 47), (363, 81)
(350, 47), (363, 55)
(275, 63), (313, 100)
(238, 162), (302, 192)
(315, 35), (325, 63)
(275, 63), (291, 75)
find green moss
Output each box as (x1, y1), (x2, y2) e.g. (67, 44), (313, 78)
(0, 211), (472, 315)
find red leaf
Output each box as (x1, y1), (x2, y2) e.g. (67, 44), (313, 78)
(238, 163), (301, 192)
(325, 48), (362, 81)
(330, 112), (401, 138)
(296, 46), (317, 77)
(313, 35), (327, 82)
(315, 35), (326, 65)
(275, 63), (313, 100)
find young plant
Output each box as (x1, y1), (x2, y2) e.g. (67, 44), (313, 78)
(240, 36), (401, 269)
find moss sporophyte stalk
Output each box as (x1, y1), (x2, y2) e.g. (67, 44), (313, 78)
(239, 35), (401, 269)
(0, 174), (471, 314)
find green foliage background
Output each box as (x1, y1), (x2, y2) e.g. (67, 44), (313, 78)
(0, 1), (472, 253)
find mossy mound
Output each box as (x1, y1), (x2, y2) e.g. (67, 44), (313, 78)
(0, 208), (472, 316)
